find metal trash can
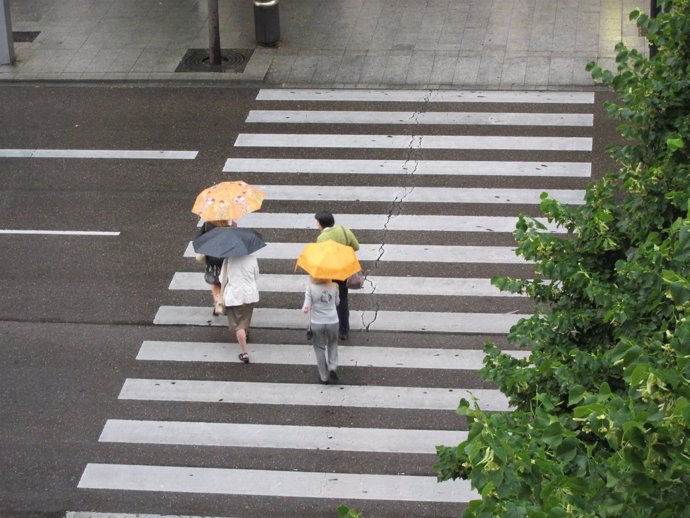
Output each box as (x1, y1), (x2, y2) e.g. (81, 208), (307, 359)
(253, 0), (280, 46)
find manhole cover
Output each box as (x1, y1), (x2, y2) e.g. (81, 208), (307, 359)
(175, 48), (254, 73)
(13, 31), (40, 42)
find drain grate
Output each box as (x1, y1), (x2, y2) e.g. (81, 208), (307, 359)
(175, 48), (254, 73)
(13, 31), (40, 42)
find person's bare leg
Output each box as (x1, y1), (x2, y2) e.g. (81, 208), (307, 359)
(212, 284), (224, 315)
(236, 328), (249, 361)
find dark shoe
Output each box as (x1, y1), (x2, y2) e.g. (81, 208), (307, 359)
(329, 370), (339, 383)
(238, 352), (249, 364)
(339, 333), (348, 341)
(319, 378), (330, 385)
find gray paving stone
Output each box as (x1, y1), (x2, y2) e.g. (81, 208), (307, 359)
(359, 52), (388, 83)
(382, 51), (413, 85)
(286, 55), (319, 84)
(548, 56), (574, 85)
(524, 55), (550, 87)
(335, 50), (366, 84)
(405, 51), (435, 86)
(452, 56), (481, 86)
(500, 56), (528, 88)
(428, 52), (459, 86)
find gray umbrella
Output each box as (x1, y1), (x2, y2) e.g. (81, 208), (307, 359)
(192, 227), (266, 258)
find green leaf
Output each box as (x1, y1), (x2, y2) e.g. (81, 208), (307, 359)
(666, 137), (684, 151)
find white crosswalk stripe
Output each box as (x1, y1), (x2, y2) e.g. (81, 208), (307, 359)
(256, 88), (595, 103)
(77, 88), (594, 514)
(136, 341), (529, 368)
(246, 110), (594, 126)
(99, 419), (467, 454)
(224, 158), (591, 177)
(169, 273), (525, 297)
(78, 464), (476, 502)
(229, 212), (566, 233)
(235, 133), (592, 151)
(184, 241), (528, 263)
(153, 306), (529, 334)
(253, 185), (585, 204)
(118, 379), (510, 411)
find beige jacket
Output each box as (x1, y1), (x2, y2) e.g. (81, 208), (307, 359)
(219, 255), (260, 307)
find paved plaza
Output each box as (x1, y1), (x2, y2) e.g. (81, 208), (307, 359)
(2, 0), (648, 87)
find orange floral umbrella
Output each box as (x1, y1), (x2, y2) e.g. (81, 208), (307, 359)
(295, 240), (361, 281)
(192, 181), (264, 222)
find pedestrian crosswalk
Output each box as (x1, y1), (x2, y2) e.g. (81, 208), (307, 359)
(75, 88), (594, 517)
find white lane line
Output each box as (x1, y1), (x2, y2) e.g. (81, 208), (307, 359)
(256, 88), (595, 104)
(224, 158), (591, 177)
(235, 133), (593, 151)
(137, 341), (530, 369)
(119, 379), (510, 412)
(0, 229), (120, 236)
(184, 242), (527, 264)
(99, 419), (467, 454)
(153, 307), (529, 334)
(78, 463), (476, 502)
(0, 149), (198, 159)
(236, 212), (565, 233)
(170, 272), (524, 297)
(256, 185), (585, 204)
(66, 514), (230, 518)
(246, 110), (594, 126)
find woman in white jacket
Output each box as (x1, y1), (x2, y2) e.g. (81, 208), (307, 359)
(219, 254), (260, 364)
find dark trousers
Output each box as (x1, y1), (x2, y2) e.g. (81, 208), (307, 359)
(336, 280), (349, 336)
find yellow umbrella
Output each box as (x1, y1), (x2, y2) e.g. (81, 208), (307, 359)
(295, 240), (362, 281)
(192, 181), (264, 222)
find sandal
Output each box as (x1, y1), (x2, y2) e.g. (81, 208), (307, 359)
(238, 352), (250, 364)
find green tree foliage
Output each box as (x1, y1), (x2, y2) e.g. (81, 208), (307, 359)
(436, 1), (690, 516)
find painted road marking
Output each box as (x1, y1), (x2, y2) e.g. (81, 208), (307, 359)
(78, 463), (476, 502)
(256, 88), (595, 104)
(99, 419), (467, 454)
(169, 273), (525, 297)
(153, 307), (529, 334)
(246, 110), (593, 126)
(0, 149), (198, 159)
(118, 379), (510, 412)
(0, 229), (120, 236)
(224, 158), (591, 177)
(66, 514), (233, 518)
(137, 340), (529, 369)
(255, 185), (585, 204)
(231, 212), (565, 233)
(184, 242), (527, 264)
(235, 133), (592, 151)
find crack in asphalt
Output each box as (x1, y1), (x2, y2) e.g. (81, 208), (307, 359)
(361, 90), (432, 331)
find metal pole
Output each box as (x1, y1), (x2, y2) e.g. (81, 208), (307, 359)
(207, 0), (221, 68)
(1, 0), (15, 65)
(649, 0), (660, 58)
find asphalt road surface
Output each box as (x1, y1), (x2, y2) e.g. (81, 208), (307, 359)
(0, 84), (619, 518)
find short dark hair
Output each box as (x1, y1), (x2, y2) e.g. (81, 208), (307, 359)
(315, 210), (335, 228)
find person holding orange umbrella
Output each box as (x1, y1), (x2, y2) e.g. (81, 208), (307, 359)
(296, 240), (361, 383)
(192, 181), (265, 316)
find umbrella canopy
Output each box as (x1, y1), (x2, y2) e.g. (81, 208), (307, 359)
(193, 227), (266, 258)
(192, 181), (264, 222)
(295, 240), (361, 281)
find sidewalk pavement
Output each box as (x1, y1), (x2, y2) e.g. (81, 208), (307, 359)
(1, 0), (648, 88)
